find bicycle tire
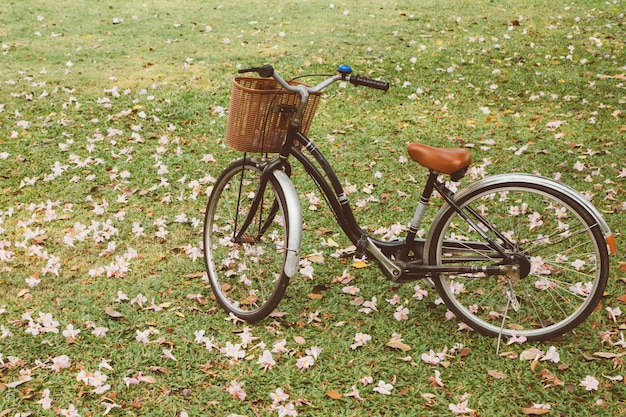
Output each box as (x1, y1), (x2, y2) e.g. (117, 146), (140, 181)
(203, 158), (291, 322)
(427, 179), (609, 341)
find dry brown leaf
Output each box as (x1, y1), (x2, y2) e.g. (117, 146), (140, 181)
(616, 294), (626, 303)
(131, 398), (144, 408)
(138, 375), (157, 384)
(499, 351), (518, 359)
(599, 73), (626, 80)
(325, 237), (339, 247)
(487, 369), (507, 379)
(149, 366), (172, 374)
(307, 293), (323, 300)
(459, 348), (471, 357)
(557, 363), (571, 371)
(182, 272), (206, 278)
(539, 369), (564, 387)
(105, 307), (123, 319)
(521, 407), (551, 415)
(386, 339), (412, 352)
(520, 348), (543, 361)
(350, 296), (364, 306)
(594, 351), (624, 359)
(530, 359), (539, 371)
(307, 254), (325, 263)
(32, 235), (47, 244)
(293, 336), (306, 345)
(5, 380), (29, 388)
(327, 390), (342, 400)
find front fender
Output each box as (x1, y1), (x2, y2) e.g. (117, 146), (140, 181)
(272, 169), (302, 277)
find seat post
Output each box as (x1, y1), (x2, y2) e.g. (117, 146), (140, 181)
(401, 171), (439, 258)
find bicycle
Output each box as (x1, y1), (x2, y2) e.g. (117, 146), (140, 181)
(203, 64), (617, 342)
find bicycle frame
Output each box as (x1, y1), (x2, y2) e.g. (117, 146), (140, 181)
(238, 121), (520, 283)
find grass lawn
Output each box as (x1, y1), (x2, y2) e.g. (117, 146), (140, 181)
(0, 0), (624, 415)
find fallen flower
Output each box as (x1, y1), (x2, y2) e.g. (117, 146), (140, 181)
(360, 376), (374, 386)
(220, 341), (246, 361)
(413, 284), (428, 300)
(394, 305), (409, 321)
(135, 329), (150, 344)
(257, 350), (276, 370)
(350, 332), (372, 350)
(429, 370), (444, 387)
(62, 324), (81, 340)
(163, 348), (177, 361)
(421, 349), (441, 365)
(270, 387), (290, 405)
(102, 400), (122, 415)
(449, 399), (474, 415)
(373, 380), (394, 395)
(227, 380), (246, 400)
(306, 346), (322, 359)
(580, 375), (600, 391)
(59, 403), (81, 417)
(296, 355), (315, 370)
(606, 306), (622, 322)
(541, 346), (560, 363)
(51, 355), (71, 372)
(37, 388), (52, 410)
(344, 385), (364, 401)
(273, 402), (298, 417)
(507, 332), (528, 345)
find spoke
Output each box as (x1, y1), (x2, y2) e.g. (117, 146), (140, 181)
(521, 224), (597, 255)
(439, 241), (501, 263)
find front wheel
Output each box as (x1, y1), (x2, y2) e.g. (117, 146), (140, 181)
(203, 158), (292, 322)
(427, 179), (609, 341)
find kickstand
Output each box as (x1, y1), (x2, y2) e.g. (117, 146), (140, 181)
(496, 296), (511, 355)
(496, 277), (520, 355)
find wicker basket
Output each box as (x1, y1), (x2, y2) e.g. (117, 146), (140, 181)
(225, 77), (321, 153)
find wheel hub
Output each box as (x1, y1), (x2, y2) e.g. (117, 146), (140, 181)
(504, 253), (531, 279)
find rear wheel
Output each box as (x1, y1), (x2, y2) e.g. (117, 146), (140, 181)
(428, 181), (609, 341)
(203, 158), (291, 322)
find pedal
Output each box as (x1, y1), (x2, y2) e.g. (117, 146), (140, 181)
(355, 235), (369, 257)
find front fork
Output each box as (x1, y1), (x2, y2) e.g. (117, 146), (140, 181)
(234, 157), (302, 278)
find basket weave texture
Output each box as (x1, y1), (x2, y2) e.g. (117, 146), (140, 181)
(225, 77), (321, 153)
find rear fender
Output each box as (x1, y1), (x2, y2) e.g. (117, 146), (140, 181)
(426, 173), (616, 257)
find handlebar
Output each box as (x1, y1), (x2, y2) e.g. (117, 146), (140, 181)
(347, 74), (390, 91)
(238, 64), (390, 93)
(237, 64), (389, 125)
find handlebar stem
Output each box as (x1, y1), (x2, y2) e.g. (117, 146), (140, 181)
(272, 72), (343, 126)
